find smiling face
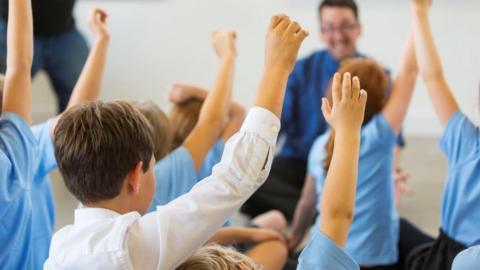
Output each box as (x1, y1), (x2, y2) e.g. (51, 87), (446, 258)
(319, 6), (362, 61)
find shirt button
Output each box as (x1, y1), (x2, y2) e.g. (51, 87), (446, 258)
(271, 126), (278, 132)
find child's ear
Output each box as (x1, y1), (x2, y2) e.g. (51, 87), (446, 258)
(127, 161), (144, 195)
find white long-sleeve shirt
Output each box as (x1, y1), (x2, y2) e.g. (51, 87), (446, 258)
(44, 107), (280, 270)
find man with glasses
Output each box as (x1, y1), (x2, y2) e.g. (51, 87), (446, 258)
(242, 0), (406, 223)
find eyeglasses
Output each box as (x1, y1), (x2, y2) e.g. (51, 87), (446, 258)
(321, 22), (358, 34)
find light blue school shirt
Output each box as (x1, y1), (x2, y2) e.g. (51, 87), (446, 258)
(149, 140), (225, 210)
(308, 114), (399, 266)
(197, 140), (224, 180)
(439, 111), (480, 246)
(31, 118), (57, 268)
(298, 231), (359, 270)
(452, 245), (480, 270)
(0, 113), (39, 269)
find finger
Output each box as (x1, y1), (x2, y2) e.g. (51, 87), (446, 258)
(286, 21), (301, 36)
(331, 72), (341, 105)
(352, 76), (360, 101)
(359, 89), (368, 108)
(295, 29), (309, 42)
(342, 72), (351, 100)
(275, 16), (291, 32)
(321, 98), (332, 119)
(269, 14), (287, 30)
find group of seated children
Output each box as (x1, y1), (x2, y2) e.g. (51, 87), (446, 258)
(1, 0), (479, 269)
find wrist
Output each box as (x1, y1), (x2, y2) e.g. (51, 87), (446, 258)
(95, 34), (110, 45)
(334, 129), (360, 143)
(411, 4), (429, 15)
(219, 53), (236, 62)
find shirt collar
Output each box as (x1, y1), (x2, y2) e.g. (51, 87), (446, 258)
(74, 207), (121, 225)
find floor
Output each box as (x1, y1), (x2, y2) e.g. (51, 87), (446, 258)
(50, 137), (447, 237)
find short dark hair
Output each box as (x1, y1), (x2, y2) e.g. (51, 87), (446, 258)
(54, 100), (154, 204)
(318, 0), (359, 20)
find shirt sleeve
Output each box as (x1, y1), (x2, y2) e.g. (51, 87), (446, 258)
(149, 146), (197, 208)
(362, 114), (396, 150)
(0, 113), (37, 202)
(128, 107), (281, 270)
(439, 111), (478, 167)
(298, 231), (359, 270)
(31, 118), (57, 177)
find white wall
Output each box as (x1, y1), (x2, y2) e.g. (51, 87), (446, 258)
(32, 0), (480, 136)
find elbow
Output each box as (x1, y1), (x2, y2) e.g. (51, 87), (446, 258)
(323, 207), (354, 224)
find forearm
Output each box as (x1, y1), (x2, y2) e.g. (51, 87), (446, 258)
(197, 56), (235, 128)
(207, 227), (253, 245)
(291, 197), (317, 238)
(319, 131), (360, 247)
(412, 5), (458, 125)
(66, 36), (110, 110)
(254, 68), (290, 118)
(221, 101), (246, 140)
(2, 0), (33, 122)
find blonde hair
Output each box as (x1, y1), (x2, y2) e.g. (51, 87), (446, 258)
(134, 101), (173, 161)
(176, 244), (261, 270)
(169, 99), (204, 150)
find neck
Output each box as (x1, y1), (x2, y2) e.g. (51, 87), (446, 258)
(84, 195), (133, 215)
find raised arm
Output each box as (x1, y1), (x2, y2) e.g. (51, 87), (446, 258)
(382, 26), (418, 134)
(319, 73), (366, 247)
(255, 15), (308, 117)
(2, 0), (33, 122)
(288, 174), (318, 251)
(168, 83), (245, 141)
(410, 0), (458, 126)
(183, 30), (236, 170)
(207, 227), (283, 245)
(66, 7), (110, 110)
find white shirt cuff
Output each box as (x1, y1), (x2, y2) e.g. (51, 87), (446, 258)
(241, 107), (281, 143)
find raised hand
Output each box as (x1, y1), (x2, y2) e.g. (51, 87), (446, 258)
(321, 73), (367, 134)
(88, 7), (109, 39)
(265, 15), (309, 74)
(211, 29), (237, 59)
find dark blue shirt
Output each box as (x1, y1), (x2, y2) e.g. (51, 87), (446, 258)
(279, 49), (402, 160)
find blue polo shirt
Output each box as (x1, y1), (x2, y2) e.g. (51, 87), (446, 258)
(279, 50), (400, 161)
(298, 231), (359, 270)
(308, 114), (399, 265)
(30, 118), (57, 268)
(0, 113), (39, 269)
(439, 111), (480, 246)
(149, 140), (225, 210)
(452, 245), (480, 270)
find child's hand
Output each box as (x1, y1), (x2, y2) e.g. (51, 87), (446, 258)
(410, 0), (432, 11)
(88, 7), (109, 39)
(250, 228), (286, 244)
(211, 29), (237, 60)
(264, 14), (309, 74)
(167, 83), (206, 104)
(322, 73), (367, 134)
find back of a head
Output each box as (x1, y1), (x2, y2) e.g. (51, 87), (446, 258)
(319, 0), (359, 19)
(54, 100), (154, 204)
(324, 58), (388, 172)
(169, 99), (204, 150)
(135, 101), (172, 161)
(176, 245), (260, 270)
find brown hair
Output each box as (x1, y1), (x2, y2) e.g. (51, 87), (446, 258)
(323, 59), (388, 172)
(169, 99), (204, 150)
(54, 100), (154, 204)
(319, 0), (359, 20)
(134, 101), (172, 161)
(176, 244), (260, 270)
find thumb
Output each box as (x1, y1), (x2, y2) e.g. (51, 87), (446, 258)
(321, 98), (332, 121)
